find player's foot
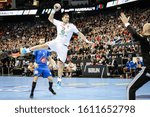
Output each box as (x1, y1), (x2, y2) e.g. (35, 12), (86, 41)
(20, 47), (30, 55)
(49, 88), (56, 95)
(57, 81), (61, 89)
(30, 93), (34, 98)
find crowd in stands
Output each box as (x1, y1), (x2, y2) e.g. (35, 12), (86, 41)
(0, 0), (90, 9)
(0, 6), (149, 78)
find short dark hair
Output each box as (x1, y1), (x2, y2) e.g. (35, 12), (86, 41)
(62, 13), (69, 18)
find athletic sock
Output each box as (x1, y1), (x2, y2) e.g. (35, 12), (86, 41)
(30, 81), (36, 98)
(49, 82), (56, 95)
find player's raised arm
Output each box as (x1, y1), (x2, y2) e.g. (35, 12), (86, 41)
(120, 12), (141, 40)
(48, 3), (61, 23)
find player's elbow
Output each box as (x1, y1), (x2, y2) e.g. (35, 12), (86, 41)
(48, 17), (53, 23)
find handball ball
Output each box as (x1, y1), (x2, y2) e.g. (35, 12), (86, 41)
(54, 3), (61, 11)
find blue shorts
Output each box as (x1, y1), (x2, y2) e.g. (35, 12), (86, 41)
(34, 66), (52, 78)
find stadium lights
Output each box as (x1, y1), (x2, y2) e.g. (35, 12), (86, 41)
(106, 0), (138, 8)
(0, 9), (38, 16)
(42, 7), (96, 14)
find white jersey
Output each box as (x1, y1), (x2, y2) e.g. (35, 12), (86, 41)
(53, 19), (79, 46)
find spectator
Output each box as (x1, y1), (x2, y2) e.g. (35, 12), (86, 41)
(134, 57), (144, 72)
(65, 61), (77, 77)
(108, 56), (119, 76)
(123, 58), (136, 78)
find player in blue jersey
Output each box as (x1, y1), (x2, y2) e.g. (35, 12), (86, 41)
(29, 38), (57, 98)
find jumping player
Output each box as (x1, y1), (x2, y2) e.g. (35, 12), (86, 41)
(20, 3), (94, 87)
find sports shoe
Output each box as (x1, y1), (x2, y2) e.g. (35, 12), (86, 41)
(20, 47), (30, 55)
(30, 93), (34, 98)
(49, 88), (56, 95)
(57, 81), (61, 89)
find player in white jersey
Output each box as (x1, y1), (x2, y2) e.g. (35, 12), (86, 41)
(20, 3), (94, 86)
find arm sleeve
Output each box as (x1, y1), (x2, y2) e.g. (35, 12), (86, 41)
(126, 25), (142, 41)
(53, 19), (62, 27)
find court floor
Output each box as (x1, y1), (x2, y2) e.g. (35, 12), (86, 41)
(0, 76), (149, 100)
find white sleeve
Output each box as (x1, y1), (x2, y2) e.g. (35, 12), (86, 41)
(72, 24), (79, 34)
(53, 19), (62, 26)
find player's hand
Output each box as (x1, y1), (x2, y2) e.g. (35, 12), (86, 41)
(88, 41), (95, 49)
(54, 3), (61, 12)
(34, 63), (38, 68)
(120, 12), (130, 24)
(49, 57), (57, 70)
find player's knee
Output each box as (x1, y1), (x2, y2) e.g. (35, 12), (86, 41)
(128, 87), (136, 95)
(48, 76), (53, 82)
(33, 76), (38, 82)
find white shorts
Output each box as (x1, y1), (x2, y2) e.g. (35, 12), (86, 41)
(46, 40), (68, 63)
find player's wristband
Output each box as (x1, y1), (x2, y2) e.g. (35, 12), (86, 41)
(26, 48), (31, 53)
(125, 23), (130, 27)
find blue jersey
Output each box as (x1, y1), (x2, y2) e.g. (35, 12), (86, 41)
(126, 61), (136, 69)
(33, 50), (51, 66)
(135, 61), (144, 68)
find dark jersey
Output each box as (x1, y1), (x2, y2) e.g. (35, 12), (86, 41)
(127, 25), (150, 67)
